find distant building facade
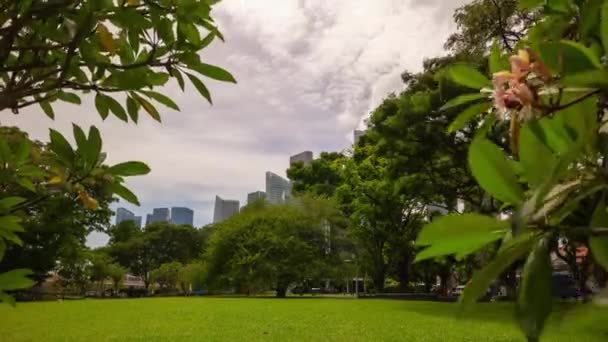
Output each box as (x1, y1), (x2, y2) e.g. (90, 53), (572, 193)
(289, 151), (313, 167)
(170, 207), (194, 226)
(133, 216), (142, 228)
(213, 196), (240, 223)
(116, 208), (136, 225)
(247, 191), (266, 204)
(354, 130), (365, 144)
(146, 208), (170, 225)
(265, 171), (292, 204)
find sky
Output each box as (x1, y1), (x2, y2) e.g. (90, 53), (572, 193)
(2, 0), (469, 247)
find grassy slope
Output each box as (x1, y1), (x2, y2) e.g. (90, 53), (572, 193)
(0, 297), (606, 341)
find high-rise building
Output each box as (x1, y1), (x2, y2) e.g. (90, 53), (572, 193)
(354, 130), (365, 144)
(213, 196), (240, 223)
(146, 208), (170, 225)
(289, 151), (313, 167)
(265, 171), (292, 204)
(115, 207), (135, 225)
(170, 207), (194, 226)
(247, 191), (266, 204)
(133, 216), (142, 229)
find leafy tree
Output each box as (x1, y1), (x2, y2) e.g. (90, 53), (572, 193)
(205, 198), (344, 297)
(106, 262), (127, 294)
(0, 0), (235, 118)
(108, 219), (141, 244)
(416, 0), (608, 340)
(150, 261), (182, 291)
(56, 247), (91, 296)
(177, 262), (205, 294)
(287, 152), (346, 197)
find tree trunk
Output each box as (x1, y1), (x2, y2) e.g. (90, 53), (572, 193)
(395, 253), (411, 292)
(276, 284), (287, 298)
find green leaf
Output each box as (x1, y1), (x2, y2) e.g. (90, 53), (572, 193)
(95, 94), (110, 120)
(126, 96), (139, 123)
(157, 18), (175, 45)
(179, 22), (201, 45)
(516, 236), (553, 342)
(134, 95), (161, 122)
(446, 64), (490, 90)
(200, 31), (216, 49)
(57, 91), (81, 105)
(0, 139), (11, 164)
(460, 232), (538, 307)
(17, 178), (35, 192)
(415, 214), (509, 262)
(49, 129), (75, 164)
(88, 126), (102, 166)
(105, 96), (128, 122)
(440, 93), (487, 111)
(186, 73), (212, 104)
(14, 140), (30, 165)
(189, 63), (237, 83)
(468, 138), (525, 206)
(519, 121), (556, 188)
(448, 102), (491, 133)
(0, 240), (5, 261)
(562, 69), (608, 87)
(590, 198), (608, 271)
(0, 269), (34, 291)
(108, 161), (151, 176)
(535, 40), (601, 75)
(580, 0), (603, 39)
(602, 0), (608, 52)
(489, 40), (508, 74)
(172, 69), (185, 91)
(140, 91), (180, 111)
(518, 0), (543, 10)
(0, 197), (26, 212)
(545, 0), (571, 13)
(72, 124), (87, 150)
(109, 183), (140, 205)
(40, 101), (54, 119)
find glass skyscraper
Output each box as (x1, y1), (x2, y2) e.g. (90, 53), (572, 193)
(265, 171), (292, 204)
(213, 196), (240, 223)
(146, 208), (170, 225)
(170, 207), (194, 226)
(247, 191), (266, 204)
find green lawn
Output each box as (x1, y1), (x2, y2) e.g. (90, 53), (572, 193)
(0, 297), (606, 341)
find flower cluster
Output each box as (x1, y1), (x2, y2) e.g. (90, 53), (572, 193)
(492, 49), (550, 121)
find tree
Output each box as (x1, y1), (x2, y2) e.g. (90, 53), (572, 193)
(56, 247), (91, 296)
(106, 263), (127, 295)
(108, 219), (141, 244)
(88, 250), (112, 296)
(0, 0), (233, 304)
(416, 1), (608, 341)
(0, 0), (235, 118)
(150, 261), (182, 291)
(204, 198), (345, 297)
(287, 152), (346, 198)
(177, 262), (205, 295)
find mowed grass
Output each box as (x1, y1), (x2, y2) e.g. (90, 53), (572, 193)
(1, 297), (607, 341)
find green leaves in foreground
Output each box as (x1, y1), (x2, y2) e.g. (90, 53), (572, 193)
(469, 138), (524, 206)
(0, 269), (34, 305)
(108, 161), (151, 176)
(516, 236), (553, 342)
(446, 64), (491, 89)
(416, 214), (509, 261)
(590, 199), (608, 271)
(460, 232), (538, 307)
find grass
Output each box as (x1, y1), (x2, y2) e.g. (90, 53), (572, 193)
(1, 297), (607, 341)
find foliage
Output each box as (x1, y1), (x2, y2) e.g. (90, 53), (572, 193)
(0, 0), (235, 120)
(415, 0), (608, 340)
(204, 198), (345, 297)
(150, 262), (182, 291)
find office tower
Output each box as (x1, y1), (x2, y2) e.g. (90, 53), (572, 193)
(247, 191), (266, 204)
(146, 208), (170, 225)
(170, 207), (194, 226)
(265, 171), (292, 204)
(133, 216), (142, 229)
(115, 207), (135, 225)
(289, 151), (313, 167)
(354, 130), (365, 144)
(213, 196), (240, 223)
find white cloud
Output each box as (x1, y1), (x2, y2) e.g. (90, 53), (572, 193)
(3, 0), (469, 246)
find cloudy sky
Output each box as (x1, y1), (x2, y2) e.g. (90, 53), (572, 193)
(3, 0), (468, 247)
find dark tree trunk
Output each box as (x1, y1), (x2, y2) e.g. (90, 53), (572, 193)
(395, 253), (411, 292)
(372, 250), (386, 293)
(276, 285), (287, 298)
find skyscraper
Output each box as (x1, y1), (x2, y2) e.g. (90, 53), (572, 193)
(289, 151), (313, 167)
(247, 191), (266, 204)
(354, 129), (365, 144)
(265, 171), (292, 204)
(213, 196), (240, 223)
(146, 208), (170, 225)
(170, 207), (194, 226)
(115, 207), (135, 225)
